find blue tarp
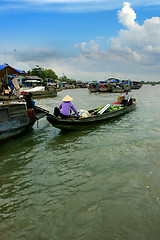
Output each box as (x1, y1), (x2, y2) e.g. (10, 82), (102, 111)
(99, 81), (107, 83)
(120, 80), (131, 84)
(0, 64), (24, 78)
(110, 80), (119, 83)
(0, 64), (6, 71)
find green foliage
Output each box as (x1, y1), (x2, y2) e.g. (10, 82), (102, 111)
(44, 69), (58, 80)
(141, 81), (160, 84)
(28, 65), (46, 80)
(26, 65), (80, 84)
(59, 75), (70, 82)
(27, 66), (58, 81)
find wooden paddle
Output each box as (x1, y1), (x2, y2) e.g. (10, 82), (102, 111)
(97, 104), (110, 114)
(90, 106), (104, 115)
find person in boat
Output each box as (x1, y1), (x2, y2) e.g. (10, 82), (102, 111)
(3, 83), (11, 96)
(122, 91), (132, 106)
(24, 92), (35, 109)
(8, 77), (14, 94)
(54, 95), (79, 119)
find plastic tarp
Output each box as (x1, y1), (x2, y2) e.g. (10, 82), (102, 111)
(0, 64), (24, 78)
(120, 80), (132, 84)
(25, 80), (41, 83)
(12, 77), (21, 98)
(21, 86), (45, 92)
(99, 81), (107, 83)
(110, 80), (119, 83)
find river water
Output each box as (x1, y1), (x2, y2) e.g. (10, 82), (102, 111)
(0, 85), (160, 240)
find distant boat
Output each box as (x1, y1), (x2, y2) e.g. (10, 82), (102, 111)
(119, 80), (132, 91)
(88, 81), (100, 92)
(131, 81), (142, 89)
(112, 87), (125, 93)
(99, 81), (113, 92)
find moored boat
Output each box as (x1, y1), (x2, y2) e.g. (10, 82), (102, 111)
(99, 81), (113, 92)
(131, 81), (142, 89)
(88, 81), (100, 92)
(0, 64), (49, 142)
(119, 80), (132, 92)
(46, 100), (136, 131)
(20, 86), (57, 98)
(0, 102), (48, 142)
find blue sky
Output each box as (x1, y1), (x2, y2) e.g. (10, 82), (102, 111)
(0, 0), (160, 82)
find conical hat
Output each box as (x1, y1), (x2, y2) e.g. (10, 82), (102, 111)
(62, 95), (73, 102)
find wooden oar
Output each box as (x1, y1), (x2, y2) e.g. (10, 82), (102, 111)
(35, 105), (49, 114)
(97, 104), (110, 114)
(90, 106), (104, 115)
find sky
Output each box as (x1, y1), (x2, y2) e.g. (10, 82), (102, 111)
(0, 0), (160, 82)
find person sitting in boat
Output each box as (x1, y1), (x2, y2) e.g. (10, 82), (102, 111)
(3, 83), (11, 96)
(122, 91), (133, 106)
(122, 91), (130, 106)
(54, 95), (79, 119)
(24, 92), (35, 109)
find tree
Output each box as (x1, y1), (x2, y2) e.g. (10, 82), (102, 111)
(44, 69), (58, 80)
(27, 66), (58, 82)
(29, 65), (46, 80)
(59, 74), (72, 82)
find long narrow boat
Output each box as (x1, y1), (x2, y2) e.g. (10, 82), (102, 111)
(46, 101), (136, 131)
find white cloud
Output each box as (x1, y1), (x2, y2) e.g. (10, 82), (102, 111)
(76, 2), (160, 64)
(109, 3), (160, 65)
(2, 1), (160, 81)
(73, 2), (160, 80)
(117, 2), (138, 29)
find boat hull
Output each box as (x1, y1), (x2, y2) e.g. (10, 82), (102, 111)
(47, 103), (136, 130)
(0, 103), (36, 142)
(88, 88), (99, 93)
(0, 103), (48, 142)
(0, 120), (35, 142)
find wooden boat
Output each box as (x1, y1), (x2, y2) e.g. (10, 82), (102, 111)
(99, 81), (113, 92)
(112, 86), (125, 93)
(0, 64), (49, 142)
(20, 86), (57, 99)
(119, 80), (132, 92)
(88, 82), (100, 92)
(0, 102), (48, 142)
(46, 101), (136, 130)
(131, 81), (142, 89)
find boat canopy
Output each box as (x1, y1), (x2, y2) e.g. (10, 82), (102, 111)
(99, 80), (108, 83)
(25, 80), (41, 83)
(0, 64), (24, 78)
(90, 82), (99, 85)
(120, 80), (132, 84)
(110, 80), (119, 83)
